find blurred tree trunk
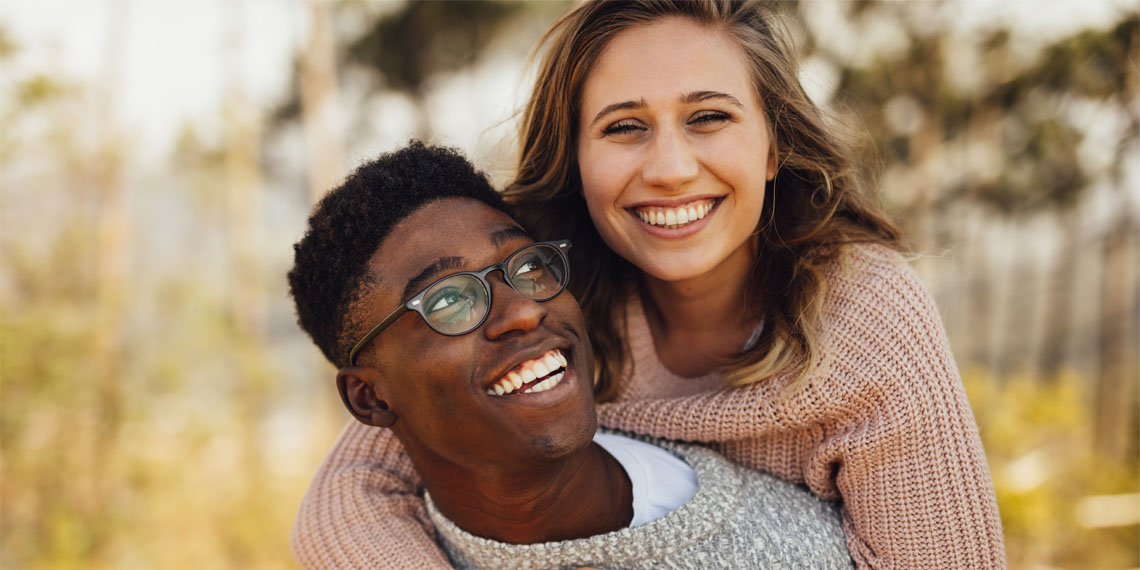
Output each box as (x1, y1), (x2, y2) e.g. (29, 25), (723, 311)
(224, 0), (269, 517)
(299, 0), (344, 203)
(1039, 210), (1079, 379)
(1094, 213), (1139, 457)
(225, 0), (263, 338)
(87, 0), (130, 558)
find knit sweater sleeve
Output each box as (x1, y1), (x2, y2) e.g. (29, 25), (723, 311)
(290, 421), (453, 569)
(596, 246), (1006, 569)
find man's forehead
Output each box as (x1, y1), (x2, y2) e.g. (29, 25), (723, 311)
(367, 199), (525, 292)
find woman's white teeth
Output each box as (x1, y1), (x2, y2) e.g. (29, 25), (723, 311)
(487, 349), (567, 396)
(637, 200), (714, 229)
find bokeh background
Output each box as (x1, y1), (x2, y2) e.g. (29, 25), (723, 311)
(1, 1), (1137, 568)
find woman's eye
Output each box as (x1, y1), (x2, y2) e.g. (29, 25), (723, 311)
(689, 111), (731, 128)
(601, 119), (646, 136)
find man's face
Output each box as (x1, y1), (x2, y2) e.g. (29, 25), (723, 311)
(352, 197), (596, 472)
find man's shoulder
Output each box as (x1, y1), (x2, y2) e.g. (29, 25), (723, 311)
(609, 435), (846, 541)
(628, 437), (854, 569)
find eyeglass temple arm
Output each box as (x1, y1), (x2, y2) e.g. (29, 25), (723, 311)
(348, 305), (410, 366)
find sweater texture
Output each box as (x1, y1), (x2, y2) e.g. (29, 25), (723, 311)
(290, 245), (1006, 569)
(425, 437), (853, 570)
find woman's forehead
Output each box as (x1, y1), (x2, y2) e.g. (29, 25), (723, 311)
(581, 18), (757, 110)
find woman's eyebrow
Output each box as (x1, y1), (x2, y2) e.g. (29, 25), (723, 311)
(587, 91), (744, 129)
(681, 90), (744, 108)
(588, 99), (645, 129)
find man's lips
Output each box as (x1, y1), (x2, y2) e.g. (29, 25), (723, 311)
(486, 348), (568, 396)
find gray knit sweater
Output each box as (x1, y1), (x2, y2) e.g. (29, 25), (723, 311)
(425, 439), (853, 570)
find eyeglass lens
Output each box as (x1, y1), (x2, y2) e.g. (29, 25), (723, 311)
(419, 243), (567, 335)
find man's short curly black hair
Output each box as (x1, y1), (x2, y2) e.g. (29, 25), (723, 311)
(287, 142), (511, 368)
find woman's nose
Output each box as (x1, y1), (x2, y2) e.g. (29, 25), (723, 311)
(641, 128), (699, 192)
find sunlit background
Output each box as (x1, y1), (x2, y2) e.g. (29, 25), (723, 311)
(1, 1), (1137, 568)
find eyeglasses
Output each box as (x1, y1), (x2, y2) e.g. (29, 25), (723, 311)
(347, 240), (572, 366)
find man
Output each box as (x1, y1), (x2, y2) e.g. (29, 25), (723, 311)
(288, 142), (851, 569)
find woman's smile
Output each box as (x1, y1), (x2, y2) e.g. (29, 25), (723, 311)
(576, 17), (777, 284)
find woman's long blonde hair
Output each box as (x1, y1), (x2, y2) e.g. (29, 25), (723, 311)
(503, 0), (901, 401)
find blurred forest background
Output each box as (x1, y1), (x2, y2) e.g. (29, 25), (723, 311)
(1, 0), (1137, 568)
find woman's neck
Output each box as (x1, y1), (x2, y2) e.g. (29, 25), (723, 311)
(420, 442), (633, 545)
(640, 240), (761, 376)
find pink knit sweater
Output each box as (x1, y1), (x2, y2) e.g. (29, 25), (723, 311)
(290, 245), (1006, 569)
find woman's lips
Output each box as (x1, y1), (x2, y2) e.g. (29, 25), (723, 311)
(633, 198), (716, 229)
(628, 197), (722, 238)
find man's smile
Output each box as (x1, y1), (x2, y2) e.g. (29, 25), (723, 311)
(486, 348), (569, 396)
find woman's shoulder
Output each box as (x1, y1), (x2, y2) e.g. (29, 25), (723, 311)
(822, 243), (936, 324)
(818, 243), (954, 373)
(825, 242), (915, 291)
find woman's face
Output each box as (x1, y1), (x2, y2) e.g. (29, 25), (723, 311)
(576, 17), (776, 284)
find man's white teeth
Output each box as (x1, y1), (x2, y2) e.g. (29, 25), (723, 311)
(487, 348), (567, 396)
(523, 372), (563, 394)
(636, 199), (714, 229)
(532, 360), (551, 379)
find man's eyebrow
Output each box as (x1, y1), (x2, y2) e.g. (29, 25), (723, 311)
(588, 99), (645, 129)
(402, 256), (465, 302)
(491, 226), (532, 248)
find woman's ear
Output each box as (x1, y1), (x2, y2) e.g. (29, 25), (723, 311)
(336, 367), (397, 427)
(766, 139), (779, 182)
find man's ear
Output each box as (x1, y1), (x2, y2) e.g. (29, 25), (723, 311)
(336, 367), (397, 427)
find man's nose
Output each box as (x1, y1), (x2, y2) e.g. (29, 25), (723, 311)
(481, 274), (545, 340)
(641, 127), (699, 192)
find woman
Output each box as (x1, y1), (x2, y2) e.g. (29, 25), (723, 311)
(291, 1), (1005, 568)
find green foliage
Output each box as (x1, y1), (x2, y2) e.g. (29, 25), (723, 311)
(347, 1), (524, 95)
(3, 5), (1136, 570)
(0, 25), (16, 60)
(964, 371), (1139, 569)
(0, 50), (317, 569)
(828, 9), (1138, 215)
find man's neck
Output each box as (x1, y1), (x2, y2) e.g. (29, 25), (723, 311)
(418, 441), (633, 544)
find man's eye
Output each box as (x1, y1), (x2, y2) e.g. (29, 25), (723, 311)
(513, 260), (544, 278)
(425, 287), (479, 324)
(428, 292), (462, 312)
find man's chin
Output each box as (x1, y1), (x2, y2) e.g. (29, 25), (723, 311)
(524, 418), (598, 463)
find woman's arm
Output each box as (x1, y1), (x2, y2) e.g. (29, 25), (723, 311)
(291, 421), (453, 569)
(811, 248), (1006, 569)
(597, 246), (1006, 569)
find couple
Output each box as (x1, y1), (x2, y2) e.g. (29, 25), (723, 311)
(289, 0), (1004, 568)
(288, 142), (853, 568)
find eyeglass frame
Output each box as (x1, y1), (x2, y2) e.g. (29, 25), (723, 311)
(347, 239), (572, 366)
